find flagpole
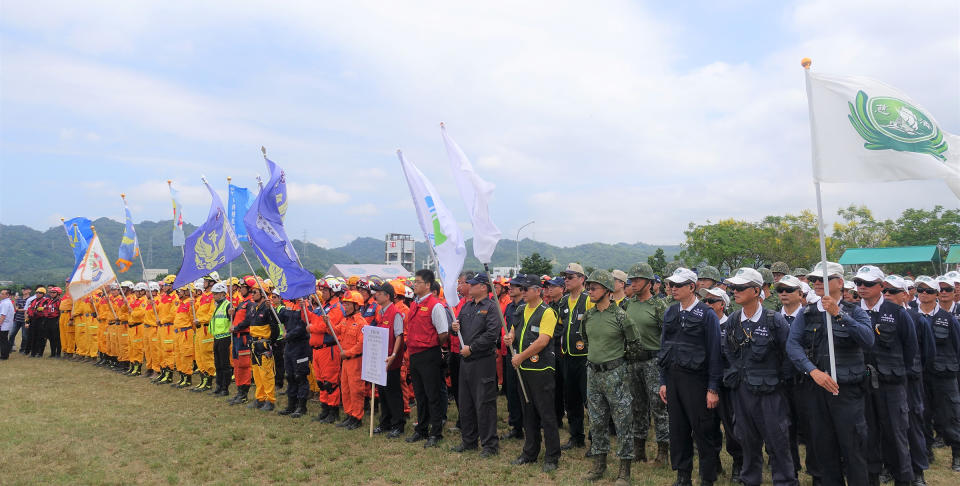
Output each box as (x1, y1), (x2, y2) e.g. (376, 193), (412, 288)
(804, 58), (838, 384)
(123, 194), (162, 325)
(91, 225), (120, 321)
(227, 177), (234, 306)
(483, 262), (530, 403)
(168, 180), (185, 259)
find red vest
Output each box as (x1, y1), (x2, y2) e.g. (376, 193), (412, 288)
(377, 303), (404, 370)
(406, 294), (442, 356)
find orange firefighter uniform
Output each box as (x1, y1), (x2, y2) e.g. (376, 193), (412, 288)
(335, 295), (368, 422)
(58, 293), (74, 355)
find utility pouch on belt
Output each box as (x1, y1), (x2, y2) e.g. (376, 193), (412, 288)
(867, 364), (879, 389)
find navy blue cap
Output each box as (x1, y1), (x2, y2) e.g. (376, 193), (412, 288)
(511, 274), (542, 288)
(545, 276), (564, 287)
(466, 272), (490, 286)
(508, 274), (527, 286)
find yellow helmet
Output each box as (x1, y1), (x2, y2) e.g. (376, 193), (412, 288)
(36, 287), (47, 294)
(262, 278), (274, 291)
(229, 277), (240, 286)
(347, 275), (361, 286)
(163, 274), (176, 284)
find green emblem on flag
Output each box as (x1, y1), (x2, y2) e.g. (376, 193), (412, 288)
(848, 90), (948, 161)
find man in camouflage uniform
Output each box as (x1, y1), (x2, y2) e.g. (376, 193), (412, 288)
(623, 263), (669, 464)
(582, 270), (640, 486)
(697, 266), (722, 291)
(758, 268), (782, 311)
(770, 262), (790, 283)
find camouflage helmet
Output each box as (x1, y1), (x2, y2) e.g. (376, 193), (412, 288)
(758, 267), (775, 285)
(698, 265), (721, 282)
(663, 261), (682, 277)
(628, 262), (655, 280)
(770, 262), (790, 275)
(585, 269), (615, 292)
(793, 267), (809, 277)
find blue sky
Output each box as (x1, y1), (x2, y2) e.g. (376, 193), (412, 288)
(1, 1), (957, 248)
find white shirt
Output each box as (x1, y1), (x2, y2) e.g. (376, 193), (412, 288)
(718, 314), (728, 325)
(742, 304), (764, 323)
(680, 299), (699, 312)
(0, 298), (14, 331)
(861, 297), (884, 312)
(918, 304), (941, 317)
(781, 305), (802, 320)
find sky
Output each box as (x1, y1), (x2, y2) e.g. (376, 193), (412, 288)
(1, 1), (958, 249)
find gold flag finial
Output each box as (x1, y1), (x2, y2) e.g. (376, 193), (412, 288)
(801, 58), (812, 69)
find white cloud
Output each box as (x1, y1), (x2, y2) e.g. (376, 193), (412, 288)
(346, 203), (378, 216)
(286, 182), (350, 205)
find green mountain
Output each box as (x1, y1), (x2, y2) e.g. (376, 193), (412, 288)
(0, 219), (680, 284)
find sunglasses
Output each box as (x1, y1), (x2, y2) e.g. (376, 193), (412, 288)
(941, 286), (955, 293)
(703, 298), (723, 305)
(729, 285), (754, 292)
(853, 279), (880, 288)
(776, 287), (799, 294)
(882, 288), (904, 295)
(918, 288), (939, 295)
(807, 276), (840, 284)
(667, 281), (692, 288)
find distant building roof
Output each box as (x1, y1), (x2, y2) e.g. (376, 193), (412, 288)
(325, 264), (412, 279)
(838, 245), (940, 265)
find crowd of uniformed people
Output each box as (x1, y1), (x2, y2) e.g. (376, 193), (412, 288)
(11, 261), (960, 486)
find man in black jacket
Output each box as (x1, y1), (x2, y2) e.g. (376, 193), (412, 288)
(277, 297), (312, 418)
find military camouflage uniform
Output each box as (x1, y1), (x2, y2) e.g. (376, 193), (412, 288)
(624, 296), (670, 444)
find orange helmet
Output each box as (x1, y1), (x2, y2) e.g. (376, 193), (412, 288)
(347, 275), (361, 287)
(390, 280), (406, 298)
(341, 290), (365, 307)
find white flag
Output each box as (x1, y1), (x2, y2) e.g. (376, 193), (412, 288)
(805, 70), (960, 198)
(68, 233), (118, 300)
(398, 150), (466, 306)
(441, 124), (502, 264)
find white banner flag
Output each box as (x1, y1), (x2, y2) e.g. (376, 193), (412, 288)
(68, 233), (117, 300)
(397, 150), (466, 306)
(441, 124), (502, 264)
(805, 70), (960, 198)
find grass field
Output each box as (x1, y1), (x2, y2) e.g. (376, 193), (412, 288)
(1, 349), (957, 485)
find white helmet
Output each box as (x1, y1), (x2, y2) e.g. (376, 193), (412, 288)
(404, 286), (414, 299)
(193, 281), (205, 291)
(134, 282), (148, 291)
(148, 282), (161, 292)
(121, 280), (135, 288)
(212, 282), (228, 293)
(325, 277), (344, 293)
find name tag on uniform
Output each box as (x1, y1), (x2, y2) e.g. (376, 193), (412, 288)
(563, 309), (569, 314)
(478, 310), (488, 315)
(420, 306), (428, 311)
(296, 357), (309, 364)
(577, 314), (584, 320)
(531, 326), (539, 333)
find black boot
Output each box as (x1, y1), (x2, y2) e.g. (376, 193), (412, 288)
(170, 371), (184, 387)
(634, 439), (647, 462)
(869, 473), (880, 486)
(673, 470), (693, 486)
(291, 399), (307, 419)
(322, 407), (339, 424)
(228, 385), (249, 405)
(952, 446), (960, 472)
(615, 459), (631, 486)
(731, 457), (743, 483)
(178, 374), (193, 389)
(336, 414), (353, 427)
(191, 373), (206, 392)
(313, 404), (330, 422)
(277, 398), (297, 415)
(655, 441), (670, 466)
(585, 454), (606, 481)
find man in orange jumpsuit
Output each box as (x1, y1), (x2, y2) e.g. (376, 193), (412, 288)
(126, 283), (148, 376)
(153, 276), (179, 384)
(58, 290), (74, 358)
(95, 289), (116, 366)
(309, 278), (345, 423)
(192, 276), (217, 392)
(334, 290), (368, 430)
(227, 276), (257, 406)
(116, 281), (135, 373)
(142, 282), (161, 378)
(171, 286), (195, 388)
(74, 294), (92, 360)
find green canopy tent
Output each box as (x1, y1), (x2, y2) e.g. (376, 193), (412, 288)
(946, 245), (960, 269)
(838, 245), (942, 274)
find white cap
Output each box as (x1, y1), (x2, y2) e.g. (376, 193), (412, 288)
(855, 265), (885, 282)
(808, 261), (844, 278)
(937, 276), (956, 288)
(915, 276), (937, 289)
(945, 271), (960, 285)
(844, 280), (856, 291)
(666, 267), (698, 284)
(903, 279), (915, 289)
(799, 282), (812, 295)
(724, 267), (763, 287)
(698, 287), (730, 306)
(883, 275), (907, 292)
(776, 275), (802, 289)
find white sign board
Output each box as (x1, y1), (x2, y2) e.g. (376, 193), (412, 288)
(361, 325), (389, 386)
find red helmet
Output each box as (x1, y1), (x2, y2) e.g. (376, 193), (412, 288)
(242, 276), (259, 289)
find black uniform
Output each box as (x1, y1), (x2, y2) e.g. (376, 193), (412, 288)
(456, 296), (502, 453)
(503, 299), (524, 437)
(557, 292), (590, 448)
(906, 306), (935, 478)
(514, 301), (561, 466)
(278, 304), (311, 410)
(658, 300), (723, 483)
(862, 298), (918, 483)
(786, 300), (873, 486)
(921, 305), (960, 466)
(721, 306), (796, 486)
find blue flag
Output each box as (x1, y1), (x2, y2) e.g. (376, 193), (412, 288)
(228, 184), (252, 242)
(173, 181), (243, 289)
(63, 217), (93, 273)
(116, 199), (140, 273)
(243, 158), (315, 299)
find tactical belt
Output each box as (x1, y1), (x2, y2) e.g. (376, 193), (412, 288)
(588, 357), (625, 373)
(84, 313), (95, 317)
(161, 322), (174, 327)
(174, 327), (193, 334)
(128, 323), (141, 328)
(214, 332), (231, 339)
(312, 345), (334, 350)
